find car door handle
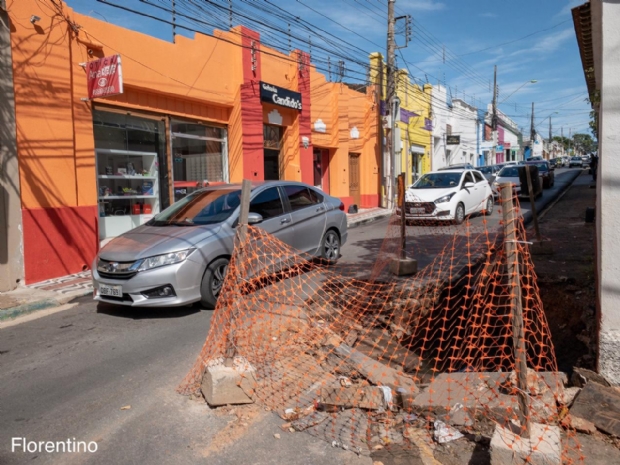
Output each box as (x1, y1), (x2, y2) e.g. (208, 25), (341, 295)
(316, 206), (325, 212)
(280, 217), (291, 224)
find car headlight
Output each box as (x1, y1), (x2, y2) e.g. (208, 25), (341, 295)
(434, 192), (456, 204)
(137, 249), (195, 271)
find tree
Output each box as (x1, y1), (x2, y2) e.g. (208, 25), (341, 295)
(552, 136), (570, 151)
(572, 133), (597, 154)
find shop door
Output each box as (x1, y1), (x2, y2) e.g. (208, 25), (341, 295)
(264, 125), (282, 181)
(349, 153), (361, 207)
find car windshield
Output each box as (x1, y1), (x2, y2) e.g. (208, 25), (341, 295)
(149, 188), (242, 226)
(527, 163), (549, 173)
(498, 166), (520, 177)
(478, 166), (492, 174)
(572, 157), (581, 161)
(411, 172), (462, 188)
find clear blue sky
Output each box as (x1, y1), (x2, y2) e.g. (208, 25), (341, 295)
(65, 0), (592, 137)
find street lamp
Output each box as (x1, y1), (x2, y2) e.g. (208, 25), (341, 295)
(499, 80), (538, 105)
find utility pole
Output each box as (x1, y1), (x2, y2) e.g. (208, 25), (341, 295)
(491, 65), (498, 165)
(530, 102), (535, 159)
(549, 115), (552, 143)
(561, 126), (564, 157)
(386, 0), (396, 209)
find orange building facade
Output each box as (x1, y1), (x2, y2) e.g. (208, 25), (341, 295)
(5, 0), (379, 285)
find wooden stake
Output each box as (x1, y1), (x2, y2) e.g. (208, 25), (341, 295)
(225, 179), (252, 364)
(500, 183), (531, 438)
(524, 165), (542, 243)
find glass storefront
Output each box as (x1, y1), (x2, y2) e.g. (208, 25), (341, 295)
(93, 110), (167, 240)
(171, 121), (228, 202)
(94, 110), (228, 240)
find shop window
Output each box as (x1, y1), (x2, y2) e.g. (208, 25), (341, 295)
(171, 120), (228, 202)
(93, 110), (166, 241)
(264, 125), (282, 150)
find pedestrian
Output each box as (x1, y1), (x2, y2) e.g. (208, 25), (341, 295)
(591, 153), (599, 181)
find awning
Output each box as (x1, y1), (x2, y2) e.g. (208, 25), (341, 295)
(410, 144), (425, 155)
(572, 2), (595, 97)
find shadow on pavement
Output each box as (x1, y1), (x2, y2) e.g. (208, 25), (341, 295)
(96, 301), (203, 319)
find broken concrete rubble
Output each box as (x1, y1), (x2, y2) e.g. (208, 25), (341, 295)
(321, 386), (387, 410)
(490, 422), (561, 465)
(569, 381), (620, 437)
(330, 342), (419, 395)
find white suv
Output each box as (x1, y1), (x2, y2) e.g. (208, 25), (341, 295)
(401, 169), (494, 224)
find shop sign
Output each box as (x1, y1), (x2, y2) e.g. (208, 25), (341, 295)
(504, 142), (511, 148)
(260, 81), (302, 111)
(446, 135), (460, 145)
(87, 55), (123, 99)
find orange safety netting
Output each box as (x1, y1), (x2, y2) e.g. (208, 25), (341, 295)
(179, 187), (584, 463)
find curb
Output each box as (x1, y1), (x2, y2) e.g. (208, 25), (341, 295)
(521, 170), (581, 227)
(347, 211), (393, 229)
(0, 290), (91, 322)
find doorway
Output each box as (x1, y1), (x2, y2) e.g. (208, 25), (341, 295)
(263, 124), (282, 180)
(348, 153), (361, 207)
(313, 148), (330, 192)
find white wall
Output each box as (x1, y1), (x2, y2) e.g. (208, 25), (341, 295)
(431, 87), (481, 170)
(595, 0), (620, 385)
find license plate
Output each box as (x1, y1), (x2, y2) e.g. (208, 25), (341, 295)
(99, 283), (122, 297)
(410, 207), (425, 214)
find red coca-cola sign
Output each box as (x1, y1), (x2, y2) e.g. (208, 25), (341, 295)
(86, 55), (123, 99)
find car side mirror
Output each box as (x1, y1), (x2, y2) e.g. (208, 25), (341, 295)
(247, 212), (263, 225)
(463, 182), (475, 189)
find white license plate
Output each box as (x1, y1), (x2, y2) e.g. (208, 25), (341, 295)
(99, 283), (122, 297)
(410, 207), (425, 214)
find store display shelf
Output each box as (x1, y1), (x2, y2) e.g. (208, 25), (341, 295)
(98, 175), (157, 180)
(96, 148), (157, 157)
(99, 195), (157, 200)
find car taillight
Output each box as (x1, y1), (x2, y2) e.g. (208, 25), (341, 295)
(339, 202), (345, 211)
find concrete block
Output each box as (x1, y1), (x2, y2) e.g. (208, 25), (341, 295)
(389, 257), (418, 276)
(201, 365), (255, 406)
(490, 422), (561, 465)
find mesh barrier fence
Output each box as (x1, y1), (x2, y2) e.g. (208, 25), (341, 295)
(179, 185), (584, 463)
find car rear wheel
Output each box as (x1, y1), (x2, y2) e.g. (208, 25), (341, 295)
(483, 197), (493, 215)
(200, 257), (229, 309)
(454, 203), (465, 225)
(320, 229), (340, 264)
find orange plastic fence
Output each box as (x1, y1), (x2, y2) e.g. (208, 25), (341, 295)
(179, 186), (583, 463)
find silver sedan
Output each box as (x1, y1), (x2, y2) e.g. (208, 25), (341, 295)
(92, 181), (348, 308)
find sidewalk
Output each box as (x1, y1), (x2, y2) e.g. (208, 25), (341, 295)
(346, 207), (392, 228)
(0, 271), (92, 321)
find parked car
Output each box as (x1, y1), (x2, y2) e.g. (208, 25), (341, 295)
(492, 165), (544, 199)
(92, 181), (348, 309)
(437, 163), (475, 171)
(569, 156), (584, 168)
(525, 160), (555, 188)
(529, 156), (544, 161)
(477, 165), (502, 184)
(581, 154), (591, 166)
(402, 169), (493, 225)
(549, 158), (557, 169)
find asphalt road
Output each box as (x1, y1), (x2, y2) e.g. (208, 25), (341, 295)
(0, 167), (581, 465)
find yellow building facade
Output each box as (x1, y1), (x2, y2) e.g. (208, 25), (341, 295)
(370, 53), (432, 187)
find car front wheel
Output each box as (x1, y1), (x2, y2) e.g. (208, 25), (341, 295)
(483, 197), (493, 215)
(200, 257), (229, 309)
(454, 203), (465, 225)
(320, 229), (341, 264)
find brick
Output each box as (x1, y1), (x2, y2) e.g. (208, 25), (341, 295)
(201, 365), (255, 406)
